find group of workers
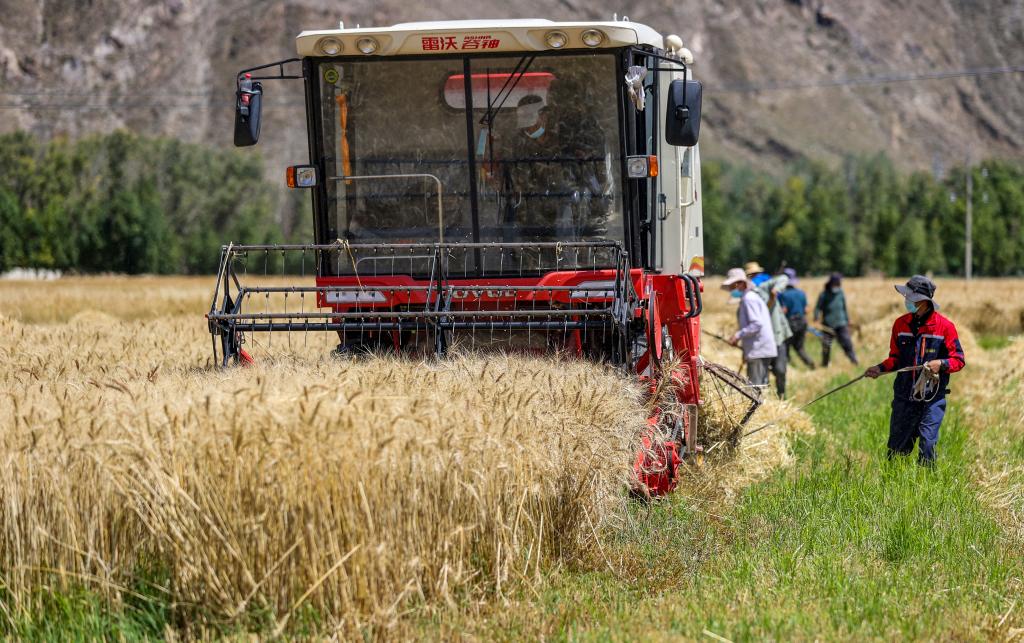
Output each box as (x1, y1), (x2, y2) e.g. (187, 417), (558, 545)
(720, 262), (859, 398)
(721, 267), (966, 465)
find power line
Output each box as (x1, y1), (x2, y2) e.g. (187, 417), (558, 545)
(0, 100), (306, 111)
(708, 64), (1024, 93)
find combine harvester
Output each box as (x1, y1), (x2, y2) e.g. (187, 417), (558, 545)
(209, 18), (756, 495)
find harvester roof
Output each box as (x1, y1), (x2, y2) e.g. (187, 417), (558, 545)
(295, 19), (664, 57)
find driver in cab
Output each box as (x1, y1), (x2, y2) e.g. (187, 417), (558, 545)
(507, 92), (602, 239)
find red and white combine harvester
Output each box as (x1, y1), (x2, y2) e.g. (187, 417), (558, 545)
(209, 18), (728, 496)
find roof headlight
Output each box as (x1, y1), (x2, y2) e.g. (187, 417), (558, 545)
(318, 37), (343, 55)
(356, 37), (379, 54)
(581, 29), (605, 47)
(544, 30), (569, 49)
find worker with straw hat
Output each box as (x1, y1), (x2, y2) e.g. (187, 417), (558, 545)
(721, 267), (777, 388)
(744, 260), (770, 286)
(865, 275), (966, 465)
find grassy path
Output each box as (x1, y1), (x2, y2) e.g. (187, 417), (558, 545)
(447, 371), (1024, 640)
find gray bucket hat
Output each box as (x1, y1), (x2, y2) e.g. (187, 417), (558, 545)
(895, 274), (939, 310)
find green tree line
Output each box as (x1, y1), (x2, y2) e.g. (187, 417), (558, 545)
(702, 154), (1024, 276)
(1, 131), (1022, 275)
(0, 130), (310, 274)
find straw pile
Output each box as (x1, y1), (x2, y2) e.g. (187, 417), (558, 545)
(0, 312), (645, 635)
(953, 330), (1024, 541)
(688, 376), (816, 502)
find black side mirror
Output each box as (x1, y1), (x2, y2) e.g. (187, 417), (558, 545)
(234, 75), (263, 147)
(665, 79), (702, 147)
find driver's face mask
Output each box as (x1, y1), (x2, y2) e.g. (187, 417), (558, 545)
(526, 126), (545, 139)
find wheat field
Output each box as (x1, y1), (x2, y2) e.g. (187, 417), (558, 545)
(2, 275), (1021, 637)
(1, 277), (653, 636)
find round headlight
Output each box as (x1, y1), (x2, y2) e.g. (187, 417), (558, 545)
(318, 37), (343, 55)
(581, 29), (605, 47)
(356, 37), (379, 54)
(545, 30), (569, 49)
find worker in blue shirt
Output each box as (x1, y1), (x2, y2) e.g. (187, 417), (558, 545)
(775, 267), (815, 369)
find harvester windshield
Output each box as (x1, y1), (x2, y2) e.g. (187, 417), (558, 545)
(318, 53), (623, 272)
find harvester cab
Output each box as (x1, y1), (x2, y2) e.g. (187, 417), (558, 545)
(210, 18), (707, 495)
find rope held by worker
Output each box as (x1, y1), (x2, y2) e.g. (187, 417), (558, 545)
(742, 365), (924, 438)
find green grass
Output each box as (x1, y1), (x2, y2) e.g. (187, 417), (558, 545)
(5, 584), (172, 641)
(435, 375), (1023, 640)
(977, 333), (1013, 351)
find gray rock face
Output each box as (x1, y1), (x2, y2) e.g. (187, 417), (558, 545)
(1, 0), (1022, 174)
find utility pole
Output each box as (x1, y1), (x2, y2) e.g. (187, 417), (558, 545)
(965, 158), (973, 281)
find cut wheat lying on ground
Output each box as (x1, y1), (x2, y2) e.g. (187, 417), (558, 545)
(3, 276), (1023, 638)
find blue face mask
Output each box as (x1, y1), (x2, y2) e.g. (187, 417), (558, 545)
(730, 289), (742, 299)
(527, 126), (545, 139)
(905, 298), (919, 314)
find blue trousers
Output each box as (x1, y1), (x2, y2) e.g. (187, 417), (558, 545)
(887, 398), (947, 464)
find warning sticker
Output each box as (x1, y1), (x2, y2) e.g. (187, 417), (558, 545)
(323, 68), (339, 84)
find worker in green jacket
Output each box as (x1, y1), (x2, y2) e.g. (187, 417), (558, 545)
(753, 273), (793, 398)
(814, 272), (859, 367)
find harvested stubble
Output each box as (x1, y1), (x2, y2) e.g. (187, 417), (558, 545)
(0, 312), (646, 634)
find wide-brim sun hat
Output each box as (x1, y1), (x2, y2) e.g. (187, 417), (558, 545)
(721, 267), (748, 289)
(895, 274), (940, 310)
(743, 261), (765, 276)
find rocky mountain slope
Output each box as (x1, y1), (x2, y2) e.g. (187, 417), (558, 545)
(1, 0), (1022, 175)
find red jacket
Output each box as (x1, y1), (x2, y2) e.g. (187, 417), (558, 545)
(877, 310), (965, 401)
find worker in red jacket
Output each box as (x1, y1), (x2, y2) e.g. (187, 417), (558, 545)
(865, 275), (965, 464)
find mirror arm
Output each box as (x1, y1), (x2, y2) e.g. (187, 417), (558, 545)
(236, 58), (305, 86)
(677, 146), (695, 208)
(680, 189), (695, 209)
(640, 49), (690, 70)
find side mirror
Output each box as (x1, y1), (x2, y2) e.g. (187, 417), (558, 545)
(234, 75), (263, 147)
(665, 79), (702, 147)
